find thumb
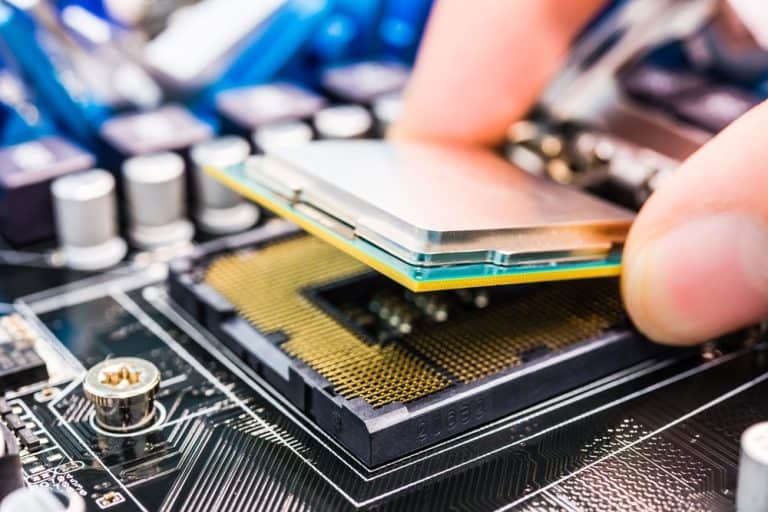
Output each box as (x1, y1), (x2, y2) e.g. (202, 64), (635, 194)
(622, 100), (768, 345)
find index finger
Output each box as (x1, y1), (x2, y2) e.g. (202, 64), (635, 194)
(393, 0), (604, 146)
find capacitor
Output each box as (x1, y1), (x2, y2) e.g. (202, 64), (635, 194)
(320, 61), (409, 104)
(99, 104), (212, 156)
(313, 104), (373, 139)
(0, 424), (22, 502)
(737, 421), (768, 512)
(216, 83), (326, 131)
(371, 91), (403, 135)
(83, 357), (161, 432)
(189, 137), (259, 235)
(0, 487), (85, 512)
(122, 152), (194, 248)
(506, 120), (541, 145)
(51, 170), (127, 270)
(672, 85), (759, 134)
(252, 120), (313, 153)
(0, 136), (94, 246)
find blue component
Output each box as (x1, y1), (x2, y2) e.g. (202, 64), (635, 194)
(329, 0), (382, 56)
(335, 0), (381, 37)
(54, 0), (109, 20)
(217, 0), (334, 90)
(646, 41), (694, 71)
(0, 4), (108, 145)
(0, 68), (56, 145)
(193, 0), (333, 120)
(754, 73), (768, 98)
(53, 0), (129, 35)
(310, 13), (358, 63)
(0, 101), (55, 146)
(378, 0), (432, 60)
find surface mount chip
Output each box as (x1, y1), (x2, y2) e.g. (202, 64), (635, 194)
(205, 140), (635, 291)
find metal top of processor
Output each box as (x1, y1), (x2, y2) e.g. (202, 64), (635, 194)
(252, 140), (634, 268)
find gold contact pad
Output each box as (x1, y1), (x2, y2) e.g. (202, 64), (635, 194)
(204, 236), (624, 408)
(204, 236), (450, 408)
(403, 280), (623, 383)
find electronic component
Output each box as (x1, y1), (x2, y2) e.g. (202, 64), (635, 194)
(1, 406), (41, 453)
(0, 423), (22, 502)
(143, 0), (287, 90)
(312, 105), (373, 139)
(251, 120), (314, 153)
(738, 421), (768, 512)
(320, 60), (410, 103)
(504, 119), (680, 208)
(216, 83), (326, 132)
(170, 223), (669, 465)
(371, 91), (403, 135)
(210, 140), (634, 291)
(620, 63), (708, 109)
(3, 414), (23, 431)
(83, 357), (161, 432)
(190, 137), (259, 235)
(2, 400), (42, 453)
(0, 1), (763, 509)
(15, 426), (39, 452)
(51, 170), (126, 270)
(58, 6), (163, 111)
(94, 492), (125, 509)
(672, 84), (760, 133)
(0, 487), (85, 512)
(0, 3), (107, 144)
(0, 315), (48, 390)
(99, 104), (212, 157)
(122, 152), (194, 249)
(684, 5), (768, 84)
(0, 137), (94, 246)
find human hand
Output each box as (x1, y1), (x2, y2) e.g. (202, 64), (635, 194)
(392, 0), (768, 345)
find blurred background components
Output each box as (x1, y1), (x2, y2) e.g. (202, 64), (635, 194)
(0, 0), (426, 265)
(190, 136), (259, 234)
(51, 169), (126, 270)
(738, 421), (768, 512)
(122, 152), (194, 249)
(0, 487), (85, 512)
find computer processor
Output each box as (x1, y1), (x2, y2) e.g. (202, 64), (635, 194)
(169, 220), (669, 466)
(203, 140), (635, 292)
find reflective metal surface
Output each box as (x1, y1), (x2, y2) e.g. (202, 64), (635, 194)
(255, 140), (634, 268)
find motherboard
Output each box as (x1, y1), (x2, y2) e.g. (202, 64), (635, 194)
(0, 0), (767, 511)
(0, 219), (765, 511)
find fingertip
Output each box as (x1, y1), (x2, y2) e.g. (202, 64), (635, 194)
(386, 122), (408, 141)
(622, 213), (768, 345)
(621, 245), (701, 346)
(397, 0), (603, 146)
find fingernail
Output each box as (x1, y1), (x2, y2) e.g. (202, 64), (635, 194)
(623, 213), (768, 344)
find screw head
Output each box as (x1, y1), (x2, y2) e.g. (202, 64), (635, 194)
(83, 357), (160, 432)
